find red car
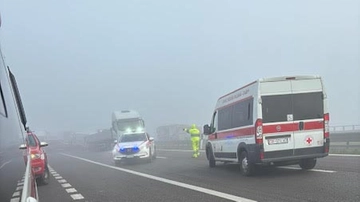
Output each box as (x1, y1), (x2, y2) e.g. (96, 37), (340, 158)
(20, 131), (50, 185)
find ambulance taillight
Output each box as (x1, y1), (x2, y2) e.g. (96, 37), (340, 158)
(324, 113), (329, 138)
(255, 119), (263, 144)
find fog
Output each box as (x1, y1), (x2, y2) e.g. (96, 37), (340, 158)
(0, 0), (359, 134)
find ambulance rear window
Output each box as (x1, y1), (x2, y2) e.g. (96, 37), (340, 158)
(262, 94), (292, 123)
(293, 92), (324, 120)
(262, 92), (324, 123)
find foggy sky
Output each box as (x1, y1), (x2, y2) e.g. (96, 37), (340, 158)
(0, 0), (359, 134)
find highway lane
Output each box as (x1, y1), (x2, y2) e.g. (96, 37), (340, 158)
(37, 145), (360, 202)
(0, 152), (26, 202)
(40, 153), (237, 202)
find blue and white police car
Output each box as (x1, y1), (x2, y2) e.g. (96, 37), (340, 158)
(112, 131), (156, 165)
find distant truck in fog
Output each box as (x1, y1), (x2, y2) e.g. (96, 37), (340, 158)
(111, 110), (146, 138)
(84, 129), (113, 151)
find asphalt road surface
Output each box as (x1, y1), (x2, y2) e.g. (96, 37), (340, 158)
(3, 143), (360, 202)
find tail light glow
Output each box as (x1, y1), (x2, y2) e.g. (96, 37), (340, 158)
(255, 119), (263, 144)
(324, 113), (329, 138)
(260, 151), (264, 159)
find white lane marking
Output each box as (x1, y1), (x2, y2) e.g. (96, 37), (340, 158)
(49, 166), (86, 200)
(10, 198), (20, 202)
(329, 154), (360, 157)
(71, 194), (85, 200)
(66, 188), (78, 193)
(157, 149), (205, 153)
(61, 183), (72, 188)
(61, 153), (256, 202)
(156, 156), (167, 159)
(12, 191), (20, 197)
(0, 160), (12, 170)
(278, 166), (336, 173)
(58, 179), (67, 183)
(17, 182), (24, 186)
(15, 186), (23, 191)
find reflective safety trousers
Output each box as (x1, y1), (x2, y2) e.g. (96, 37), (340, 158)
(191, 136), (200, 154)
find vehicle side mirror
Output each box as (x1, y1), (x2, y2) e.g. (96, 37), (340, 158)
(40, 142), (48, 147)
(203, 124), (211, 135)
(149, 137), (154, 141)
(19, 144), (27, 150)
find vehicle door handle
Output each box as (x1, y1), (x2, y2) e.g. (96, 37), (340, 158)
(299, 122), (304, 131)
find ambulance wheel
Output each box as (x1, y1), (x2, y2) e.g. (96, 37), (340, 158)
(299, 158), (316, 170)
(239, 151), (254, 176)
(207, 147), (216, 168)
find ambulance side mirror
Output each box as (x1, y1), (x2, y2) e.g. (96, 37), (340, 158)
(203, 124), (211, 135)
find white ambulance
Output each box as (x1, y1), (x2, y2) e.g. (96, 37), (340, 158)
(203, 76), (330, 176)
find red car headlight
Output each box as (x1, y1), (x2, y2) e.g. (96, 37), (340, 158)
(31, 153), (41, 160)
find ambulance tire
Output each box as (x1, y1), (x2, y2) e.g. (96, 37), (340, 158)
(207, 147), (216, 168)
(239, 151), (254, 176)
(299, 158), (317, 170)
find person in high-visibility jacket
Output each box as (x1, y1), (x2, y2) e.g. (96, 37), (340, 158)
(184, 124), (200, 158)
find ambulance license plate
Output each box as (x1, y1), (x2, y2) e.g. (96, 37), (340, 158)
(126, 155), (134, 158)
(268, 137), (288, 145)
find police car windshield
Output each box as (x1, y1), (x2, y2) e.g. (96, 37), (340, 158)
(117, 119), (144, 131)
(119, 133), (147, 143)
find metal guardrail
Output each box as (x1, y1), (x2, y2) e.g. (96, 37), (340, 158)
(21, 155), (38, 202)
(156, 130), (360, 151)
(330, 125), (360, 132)
(330, 132), (360, 149)
(156, 140), (206, 150)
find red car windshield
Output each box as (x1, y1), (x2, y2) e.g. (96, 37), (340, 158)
(27, 135), (38, 147)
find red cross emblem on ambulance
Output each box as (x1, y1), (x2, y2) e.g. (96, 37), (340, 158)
(305, 136), (313, 145)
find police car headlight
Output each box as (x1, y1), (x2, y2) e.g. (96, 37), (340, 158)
(136, 127), (144, 132)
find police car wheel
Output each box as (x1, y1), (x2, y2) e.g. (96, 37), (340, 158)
(147, 149), (153, 163)
(239, 151), (254, 176)
(152, 147), (157, 160)
(299, 158), (316, 170)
